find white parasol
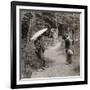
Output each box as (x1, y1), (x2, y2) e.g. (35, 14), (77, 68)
(31, 28), (48, 41)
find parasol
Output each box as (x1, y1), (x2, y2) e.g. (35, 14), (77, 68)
(31, 28), (48, 41)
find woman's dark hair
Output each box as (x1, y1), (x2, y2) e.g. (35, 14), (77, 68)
(62, 35), (66, 40)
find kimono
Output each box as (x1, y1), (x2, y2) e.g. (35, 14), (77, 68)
(65, 38), (70, 53)
(34, 37), (45, 67)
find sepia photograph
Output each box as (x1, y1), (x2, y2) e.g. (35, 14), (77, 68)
(11, 1), (87, 89)
(20, 10), (80, 79)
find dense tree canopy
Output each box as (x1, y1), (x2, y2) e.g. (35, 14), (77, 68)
(21, 10), (80, 42)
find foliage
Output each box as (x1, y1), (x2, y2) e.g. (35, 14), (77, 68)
(20, 10), (80, 78)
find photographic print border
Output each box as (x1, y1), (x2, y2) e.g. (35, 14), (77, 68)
(11, 1), (88, 89)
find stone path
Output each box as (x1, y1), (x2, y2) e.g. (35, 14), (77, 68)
(31, 42), (79, 78)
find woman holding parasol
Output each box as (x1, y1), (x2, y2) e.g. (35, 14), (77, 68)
(31, 28), (48, 70)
